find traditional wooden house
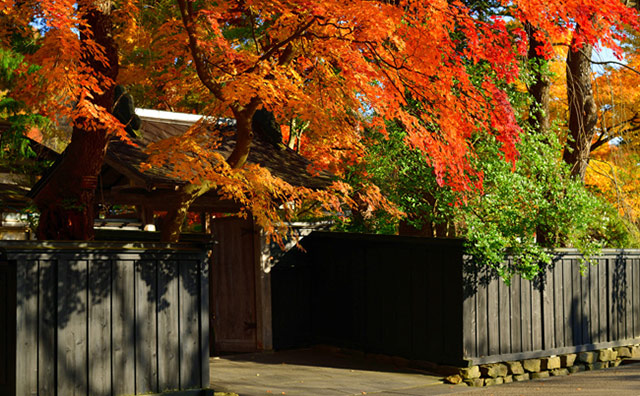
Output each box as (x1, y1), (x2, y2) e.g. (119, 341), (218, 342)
(29, 108), (331, 354)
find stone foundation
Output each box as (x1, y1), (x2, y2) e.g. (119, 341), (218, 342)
(450, 344), (640, 387)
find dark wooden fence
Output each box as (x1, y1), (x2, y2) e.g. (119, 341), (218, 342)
(271, 232), (466, 366)
(271, 232), (640, 366)
(0, 241), (210, 396)
(464, 250), (640, 364)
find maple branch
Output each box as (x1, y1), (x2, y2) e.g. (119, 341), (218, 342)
(587, 57), (640, 77)
(176, 0), (224, 100)
(243, 17), (317, 75)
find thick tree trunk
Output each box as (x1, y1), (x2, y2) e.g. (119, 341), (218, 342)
(525, 24), (551, 135)
(35, 5), (118, 240)
(563, 39), (597, 181)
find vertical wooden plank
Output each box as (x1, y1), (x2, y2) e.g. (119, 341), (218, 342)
(589, 263), (599, 343)
(38, 260), (56, 396)
(520, 276), (532, 352)
(631, 258), (640, 338)
(599, 258), (608, 342)
(498, 278), (511, 355)
(476, 275), (488, 357)
(0, 258), (16, 396)
(200, 255), (210, 388)
(135, 259), (158, 394)
(510, 273), (522, 353)
(608, 258), (618, 342)
(57, 259), (88, 396)
(15, 258), (38, 396)
(113, 259), (135, 396)
(553, 262), (564, 348)
(88, 259), (112, 396)
(570, 260), (582, 346)
(563, 259), (573, 346)
(530, 279), (542, 351)
(180, 260), (200, 389)
(625, 257), (633, 340)
(581, 263), (590, 344)
(157, 260), (179, 392)
(462, 257), (478, 358)
(542, 265), (555, 350)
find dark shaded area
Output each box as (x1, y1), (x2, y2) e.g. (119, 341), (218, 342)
(0, 254), (16, 396)
(1, 240), (210, 396)
(273, 235), (640, 366)
(271, 232), (466, 366)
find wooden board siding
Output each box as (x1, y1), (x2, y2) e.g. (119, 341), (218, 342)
(1, 241), (210, 396)
(271, 233), (640, 367)
(463, 252), (640, 365)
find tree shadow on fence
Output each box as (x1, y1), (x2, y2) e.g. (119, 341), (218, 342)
(3, 243), (208, 396)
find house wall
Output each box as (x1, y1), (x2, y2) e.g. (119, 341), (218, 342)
(1, 241), (210, 396)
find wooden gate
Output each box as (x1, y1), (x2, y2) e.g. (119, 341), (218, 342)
(211, 217), (259, 353)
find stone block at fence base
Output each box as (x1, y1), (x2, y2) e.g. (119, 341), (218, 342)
(445, 374), (463, 384)
(480, 363), (508, 378)
(523, 359), (541, 373)
(568, 364), (585, 374)
(550, 368), (569, 377)
(460, 366), (481, 379)
(586, 361), (609, 370)
(484, 377), (504, 386)
(614, 347), (632, 358)
(513, 373), (530, 382)
(611, 359), (623, 367)
(632, 345), (640, 358)
(465, 378), (485, 387)
(531, 371), (550, 379)
(578, 352), (597, 364)
(503, 375), (513, 383)
(507, 361), (524, 375)
(561, 354), (577, 367)
(598, 349), (617, 362)
(542, 356), (561, 370)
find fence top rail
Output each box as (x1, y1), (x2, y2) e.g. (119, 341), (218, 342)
(308, 231), (466, 247)
(0, 240), (210, 253)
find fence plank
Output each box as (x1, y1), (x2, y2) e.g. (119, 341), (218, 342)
(135, 260), (158, 394)
(180, 260), (200, 389)
(113, 259), (136, 396)
(57, 259), (88, 396)
(580, 266), (590, 344)
(510, 274), (522, 353)
(570, 261), (582, 346)
(600, 259), (609, 342)
(158, 260), (180, 392)
(520, 276), (532, 352)
(531, 280), (542, 351)
(541, 266), (555, 350)
(588, 265), (598, 343)
(553, 262), (564, 348)
(462, 276), (476, 359)
(200, 257), (210, 388)
(38, 260), (56, 396)
(498, 279), (510, 355)
(16, 259), (38, 396)
(88, 259), (112, 396)
(476, 276), (488, 357)
(625, 258), (633, 340)
(631, 259), (640, 338)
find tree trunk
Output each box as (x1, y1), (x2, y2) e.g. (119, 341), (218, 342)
(35, 5), (118, 240)
(159, 109), (257, 242)
(525, 23), (551, 135)
(563, 38), (597, 181)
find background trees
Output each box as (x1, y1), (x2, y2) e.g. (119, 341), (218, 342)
(2, 0), (640, 276)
